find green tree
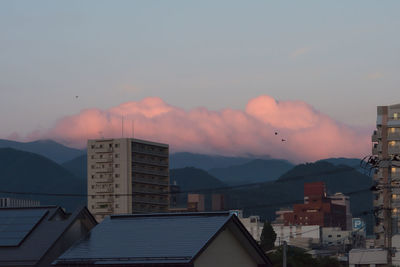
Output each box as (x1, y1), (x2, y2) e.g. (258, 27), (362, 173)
(260, 221), (277, 251)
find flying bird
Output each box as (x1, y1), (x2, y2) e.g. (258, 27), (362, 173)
(75, 95), (79, 99)
(281, 139), (286, 142)
(274, 132), (278, 135)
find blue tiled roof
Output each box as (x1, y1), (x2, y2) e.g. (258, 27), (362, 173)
(57, 212), (232, 264)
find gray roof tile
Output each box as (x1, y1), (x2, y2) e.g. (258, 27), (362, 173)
(57, 212), (232, 264)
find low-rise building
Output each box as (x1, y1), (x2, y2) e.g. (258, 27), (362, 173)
(0, 206), (96, 267)
(54, 212), (272, 267)
(272, 225), (321, 249)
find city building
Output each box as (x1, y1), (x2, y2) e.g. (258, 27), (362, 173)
(371, 104), (400, 247)
(212, 194), (225, 211)
(0, 197), (40, 208)
(87, 138), (169, 222)
(54, 212), (272, 267)
(350, 234), (400, 266)
(329, 193), (352, 230)
(283, 182), (347, 229)
(0, 206), (96, 267)
(187, 193), (205, 212)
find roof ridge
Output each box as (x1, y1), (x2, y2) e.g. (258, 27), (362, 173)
(110, 211), (230, 219)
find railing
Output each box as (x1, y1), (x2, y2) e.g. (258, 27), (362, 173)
(133, 167), (168, 177)
(133, 197), (169, 206)
(94, 147), (113, 153)
(132, 187), (168, 195)
(132, 147), (168, 157)
(95, 187), (114, 193)
(94, 177), (114, 183)
(133, 177), (168, 186)
(388, 132), (400, 141)
(132, 157), (168, 167)
(388, 146), (400, 155)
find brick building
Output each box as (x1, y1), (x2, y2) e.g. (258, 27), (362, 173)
(283, 182), (347, 230)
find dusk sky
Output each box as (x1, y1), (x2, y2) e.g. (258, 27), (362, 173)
(1, 1), (399, 162)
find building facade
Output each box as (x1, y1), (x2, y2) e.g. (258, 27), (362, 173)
(87, 138), (169, 221)
(372, 104), (400, 247)
(283, 182), (347, 229)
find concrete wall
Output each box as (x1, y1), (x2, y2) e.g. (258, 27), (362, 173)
(195, 228), (258, 267)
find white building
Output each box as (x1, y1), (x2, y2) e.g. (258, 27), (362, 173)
(231, 210), (264, 242)
(272, 225), (321, 249)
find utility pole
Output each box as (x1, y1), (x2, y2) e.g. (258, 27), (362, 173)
(283, 241), (287, 267)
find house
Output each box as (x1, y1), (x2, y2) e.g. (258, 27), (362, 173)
(0, 206), (97, 267)
(54, 212), (272, 267)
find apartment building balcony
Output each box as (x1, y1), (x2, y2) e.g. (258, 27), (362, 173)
(133, 197), (169, 206)
(95, 187), (114, 194)
(388, 146), (400, 155)
(93, 206), (113, 213)
(132, 147), (168, 157)
(388, 132), (400, 141)
(94, 147), (113, 153)
(133, 167), (168, 177)
(372, 130), (382, 142)
(372, 143), (382, 155)
(95, 167), (114, 173)
(94, 156), (113, 163)
(95, 176), (114, 183)
(132, 157), (168, 167)
(133, 177), (169, 186)
(391, 171), (400, 180)
(132, 187), (168, 195)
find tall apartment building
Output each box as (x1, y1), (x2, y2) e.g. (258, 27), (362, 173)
(372, 104), (400, 247)
(87, 138), (169, 222)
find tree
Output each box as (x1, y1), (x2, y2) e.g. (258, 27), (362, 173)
(260, 221), (277, 251)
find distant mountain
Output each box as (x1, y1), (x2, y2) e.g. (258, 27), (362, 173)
(0, 139), (84, 164)
(209, 159), (294, 185)
(170, 152), (269, 170)
(170, 167), (226, 191)
(223, 161), (373, 233)
(318, 157), (366, 174)
(0, 148), (86, 211)
(62, 154), (87, 179)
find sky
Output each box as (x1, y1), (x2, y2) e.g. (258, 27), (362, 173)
(0, 1), (399, 162)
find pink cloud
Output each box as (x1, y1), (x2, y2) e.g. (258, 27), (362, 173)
(39, 96), (370, 163)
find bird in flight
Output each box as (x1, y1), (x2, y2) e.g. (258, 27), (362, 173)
(75, 95), (79, 99)
(281, 139), (286, 142)
(274, 132), (278, 135)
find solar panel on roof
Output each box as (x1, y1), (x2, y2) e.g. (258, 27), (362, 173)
(0, 209), (47, 246)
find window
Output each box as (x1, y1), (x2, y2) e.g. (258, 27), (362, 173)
(109, 143), (112, 148)
(115, 154), (119, 158)
(115, 204), (119, 208)
(115, 164), (119, 168)
(115, 144), (119, 148)
(100, 144), (103, 148)
(115, 173), (120, 178)
(91, 145), (95, 149)
(328, 235), (332, 238)
(91, 155), (94, 159)
(91, 196), (95, 199)
(337, 234), (341, 237)
(91, 175), (95, 178)
(115, 184), (119, 188)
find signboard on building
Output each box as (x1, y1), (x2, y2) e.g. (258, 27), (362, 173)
(352, 218), (366, 234)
